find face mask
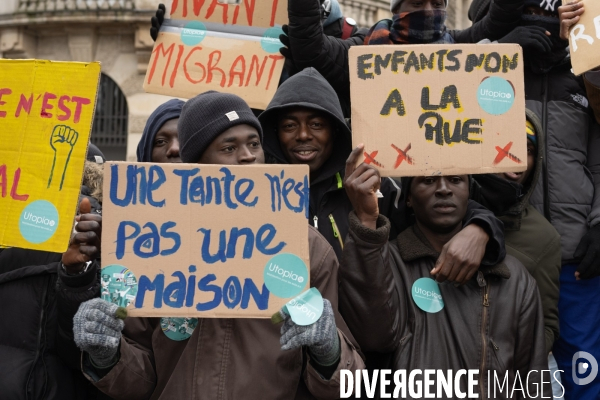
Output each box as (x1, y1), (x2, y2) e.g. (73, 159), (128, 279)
(391, 9), (448, 44)
(471, 174), (524, 216)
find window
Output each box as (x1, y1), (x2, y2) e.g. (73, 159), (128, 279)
(91, 73), (128, 161)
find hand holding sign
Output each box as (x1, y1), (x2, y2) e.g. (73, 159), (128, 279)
(344, 144), (381, 230)
(559, 0), (585, 40)
(61, 197), (102, 274)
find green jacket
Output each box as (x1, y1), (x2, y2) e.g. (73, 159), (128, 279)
(473, 109), (561, 354)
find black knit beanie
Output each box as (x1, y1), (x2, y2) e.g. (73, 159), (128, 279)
(178, 91), (263, 163)
(525, 0), (561, 14)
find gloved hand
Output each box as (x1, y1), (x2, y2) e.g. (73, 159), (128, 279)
(73, 298), (126, 368)
(498, 26), (552, 54)
(278, 298), (341, 366)
(279, 25), (292, 60)
(574, 224), (600, 279)
(150, 3), (166, 42)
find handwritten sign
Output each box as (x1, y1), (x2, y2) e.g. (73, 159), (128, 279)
(0, 60), (100, 252)
(144, 0), (287, 110)
(350, 44), (526, 177)
(101, 162), (310, 318)
(566, 0), (600, 75)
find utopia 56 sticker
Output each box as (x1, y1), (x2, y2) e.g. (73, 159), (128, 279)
(261, 27), (285, 53)
(19, 200), (59, 244)
(263, 253), (308, 298)
(101, 265), (138, 308)
(412, 278), (444, 313)
(283, 287), (324, 326)
(160, 317), (199, 341)
(181, 21), (206, 46)
(477, 77), (515, 115)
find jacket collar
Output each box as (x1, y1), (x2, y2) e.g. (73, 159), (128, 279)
(396, 225), (511, 279)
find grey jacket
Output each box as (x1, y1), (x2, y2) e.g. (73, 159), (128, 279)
(525, 63), (600, 262)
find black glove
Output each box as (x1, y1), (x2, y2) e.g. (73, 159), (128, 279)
(498, 26), (552, 54)
(574, 224), (600, 279)
(279, 24), (292, 60)
(150, 4), (166, 42)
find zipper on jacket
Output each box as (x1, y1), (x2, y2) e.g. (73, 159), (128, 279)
(313, 216), (318, 228)
(329, 214), (344, 250)
(541, 73), (551, 222)
(479, 282), (490, 399)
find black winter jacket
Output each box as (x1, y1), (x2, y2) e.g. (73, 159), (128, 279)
(259, 68), (506, 263)
(0, 248), (104, 400)
(284, 0), (525, 117)
(523, 62), (600, 263)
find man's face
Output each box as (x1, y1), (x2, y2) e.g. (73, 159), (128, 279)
(198, 124), (265, 165)
(152, 118), (181, 163)
(496, 139), (536, 185)
(277, 106), (334, 173)
(408, 175), (469, 233)
(524, 6), (555, 17)
(396, 0), (445, 13)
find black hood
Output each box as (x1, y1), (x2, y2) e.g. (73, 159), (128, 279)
(259, 67), (352, 184)
(471, 109), (544, 230)
(468, 0), (491, 23)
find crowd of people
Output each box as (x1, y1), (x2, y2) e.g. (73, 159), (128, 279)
(1, 0), (600, 399)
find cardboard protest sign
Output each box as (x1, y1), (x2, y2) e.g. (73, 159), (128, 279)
(350, 44), (526, 177)
(144, 0), (287, 110)
(101, 162), (310, 318)
(565, 0), (600, 75)
(0, 60), (100, 252)
(169, 0), (287, 28)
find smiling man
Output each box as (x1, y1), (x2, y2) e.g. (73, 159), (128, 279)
(259, 67), (506, 285)
(339, 144), (552, 397)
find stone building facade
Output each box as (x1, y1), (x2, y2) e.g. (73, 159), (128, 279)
(0, 0), (473, 161)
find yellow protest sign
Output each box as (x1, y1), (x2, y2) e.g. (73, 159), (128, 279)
(350, 44), (526, 177)
(144, 0), (287, 110)
(101, 162), (310, 318)
(0, 60), (100, 253)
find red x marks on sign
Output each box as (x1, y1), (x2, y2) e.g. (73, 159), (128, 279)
(363, 150), (384, 168)
(493, 141), (522, 165)
(391, 143), (414, 168)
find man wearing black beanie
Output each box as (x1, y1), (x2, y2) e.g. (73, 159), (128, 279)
(73, 90), (366, 400)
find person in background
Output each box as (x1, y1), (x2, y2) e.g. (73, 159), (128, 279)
(279, 0), (526, 117)
(136, 98), (184, 163)
(471, 110), (561, 355)
(0, 144), (107, 400)
(72, 91), (365, 400)
(469, 1), (600, 397)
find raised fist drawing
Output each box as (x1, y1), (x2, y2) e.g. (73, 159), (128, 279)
(47, 125), (79, 191)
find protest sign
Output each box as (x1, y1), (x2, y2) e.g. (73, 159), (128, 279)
(101, 162), (310, 318)
(144, 0), (287, 110)
(0, 60), (100, 252)
(349, 44), (526, 177)
(565, 0), (600, 75)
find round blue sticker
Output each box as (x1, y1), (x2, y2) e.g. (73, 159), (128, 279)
(411, 278), (444, 313)
(160, 317), (199, 341)
(19, 200), (59, 244)
(101, 265), (138, 308)
(477, 77), (515, 115)
(263, 253), (308, 298)
(181, 21), (207, 46)
(284, 288), (324, 326)
(261, 27), (284, 53)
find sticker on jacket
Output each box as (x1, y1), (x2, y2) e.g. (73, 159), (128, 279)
(412, 278), (444, 313)
(101, 264), (138, 308)
(160, 317), (199, 341)
(283, 287), (324, 326)
(263, 253), (309, 298)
